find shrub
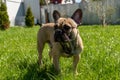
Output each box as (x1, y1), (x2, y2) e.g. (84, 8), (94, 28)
(0, 3), (10, 30)
(25, 7), (34, 27)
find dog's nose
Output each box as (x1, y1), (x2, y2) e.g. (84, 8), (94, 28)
(55, 29), (62, 34)
(54, 29), (63, 42)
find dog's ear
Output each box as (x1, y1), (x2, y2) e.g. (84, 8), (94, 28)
(53, 10), (61, 23)
(71, 9), (82, 25)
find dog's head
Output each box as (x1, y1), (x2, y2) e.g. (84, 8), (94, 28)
(53, 9), (82, 42)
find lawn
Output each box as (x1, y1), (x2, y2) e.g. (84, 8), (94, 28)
(0, 25), (120, 80)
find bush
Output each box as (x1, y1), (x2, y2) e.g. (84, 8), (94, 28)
(25, 7), (34, 27)
(0, 3), (10, 30)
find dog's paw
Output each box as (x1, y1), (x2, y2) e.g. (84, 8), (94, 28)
(74, 71), (79, 76)
(75, 72), (79, 76)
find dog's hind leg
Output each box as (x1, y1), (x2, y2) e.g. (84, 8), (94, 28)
(37, 40), (45, 65)
(48, 42), (52, 60)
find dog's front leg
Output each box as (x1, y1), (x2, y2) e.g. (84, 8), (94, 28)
(53, 55), (61, 74)
(73, 54), (80, 75)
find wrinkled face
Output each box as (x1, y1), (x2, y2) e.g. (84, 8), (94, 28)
(53, 9), (82, 42)
(54, 18), (76, 42)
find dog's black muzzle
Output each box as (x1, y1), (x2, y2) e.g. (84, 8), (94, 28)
(54, 24), (78, 55)
(54, 29), (64, 42)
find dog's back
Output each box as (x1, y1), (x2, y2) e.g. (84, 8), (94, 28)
(37, 23), (55, 43)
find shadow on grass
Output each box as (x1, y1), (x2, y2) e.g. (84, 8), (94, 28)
(18, 61), (57, 80)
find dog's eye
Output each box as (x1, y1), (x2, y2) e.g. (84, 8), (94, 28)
(63, 25), (71, 30)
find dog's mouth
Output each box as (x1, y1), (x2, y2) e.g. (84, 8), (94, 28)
(62, 33), (71, 42)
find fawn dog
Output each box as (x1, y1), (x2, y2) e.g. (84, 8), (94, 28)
(37, 9), (83, 75)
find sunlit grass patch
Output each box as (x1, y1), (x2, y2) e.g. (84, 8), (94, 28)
(0, 25), (120, 80)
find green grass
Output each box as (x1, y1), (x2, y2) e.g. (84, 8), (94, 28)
(0, 25), (120, 80)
